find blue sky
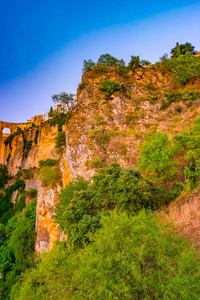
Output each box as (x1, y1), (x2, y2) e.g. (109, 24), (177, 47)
(0, 0), (200, 123)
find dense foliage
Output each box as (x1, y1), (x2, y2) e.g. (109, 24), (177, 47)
(0, 164), (9, 188)
(158, 52), (200, 86)
(12, 211), (200, 300)
(55, 163), (164, 246)
(170, 42), (196, 58)
(138, 116), (200, 192)
(0, 200), (37, 300)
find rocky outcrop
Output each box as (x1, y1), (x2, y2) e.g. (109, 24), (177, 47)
(6, 123), (59, 176)
(35, 184), (67, 252)
(2, 65), (200, 252)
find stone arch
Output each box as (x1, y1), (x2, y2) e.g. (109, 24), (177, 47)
(2, 127), (11, 134)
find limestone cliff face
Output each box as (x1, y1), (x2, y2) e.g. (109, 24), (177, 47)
(35, 185), (67, 252)
(6, 123), (59, 176)
(2, 65), (200, 252)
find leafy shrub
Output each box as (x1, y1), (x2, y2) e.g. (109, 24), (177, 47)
(15, 196), (26, 214)
(161, 53), (200, 86)
(115, 65), (129, 77)
(50, 112), (70, 132)
(55, 132), (66, 156)
(23, 168), (34, 180)
(94, 64), (109, 74)
(98, 79), (122, 98)
(161, 89), (199, 110)
(173, 116), (200, 189)
(138, 132), (177, 190)
(55, 163), (163, 246)
(39, 159), (59, 167)
(85, 157), (105, 169)
(37, 160), (62, 189)
(0, 200), (37, 299)
(90, 128), (111, 148)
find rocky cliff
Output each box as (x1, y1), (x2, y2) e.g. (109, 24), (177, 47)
(2, 65), (200, 252)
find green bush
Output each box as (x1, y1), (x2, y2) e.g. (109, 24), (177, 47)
(90, 128), (111, 148)
(138, 132), (177, 190)
(50, 113), (70, 132)
(115, 65), (129, 77)
(160, 89), (199, 110)
(37, 160), (62, 189)
(55, 163), (163, 246)
(173, 116), (200, 189)
(161, 53), (200, 86)
(39, 159), (59, 167)
(88, 157), (105, 169)
(0, 199), (37, 299)
(98, 79), (122, 98)
(23, 168), (34, 180)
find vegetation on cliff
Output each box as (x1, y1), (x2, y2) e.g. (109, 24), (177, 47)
(11, 211), (200, 299)
(1, 43), (200, 299)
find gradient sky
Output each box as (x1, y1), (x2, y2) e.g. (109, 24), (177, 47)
(0, 0), (200, 123)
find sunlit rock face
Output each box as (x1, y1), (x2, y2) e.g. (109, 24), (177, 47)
(2, 65), (200, 252)
(35, 185), (67, 253)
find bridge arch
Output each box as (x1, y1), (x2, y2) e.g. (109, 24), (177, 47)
(2, 127), (11, 134)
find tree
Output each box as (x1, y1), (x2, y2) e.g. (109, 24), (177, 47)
(97, 54), (120, 67)
(170, 42), (196, 58)
(128, 56), (141, 70)
(48, 106), (54, 117)
(138, 132), (177, 189)
(52, 92), (75, 104)
(82, 59), (96, 73)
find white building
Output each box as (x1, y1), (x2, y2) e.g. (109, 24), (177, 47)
(43, 97), (77, 121)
